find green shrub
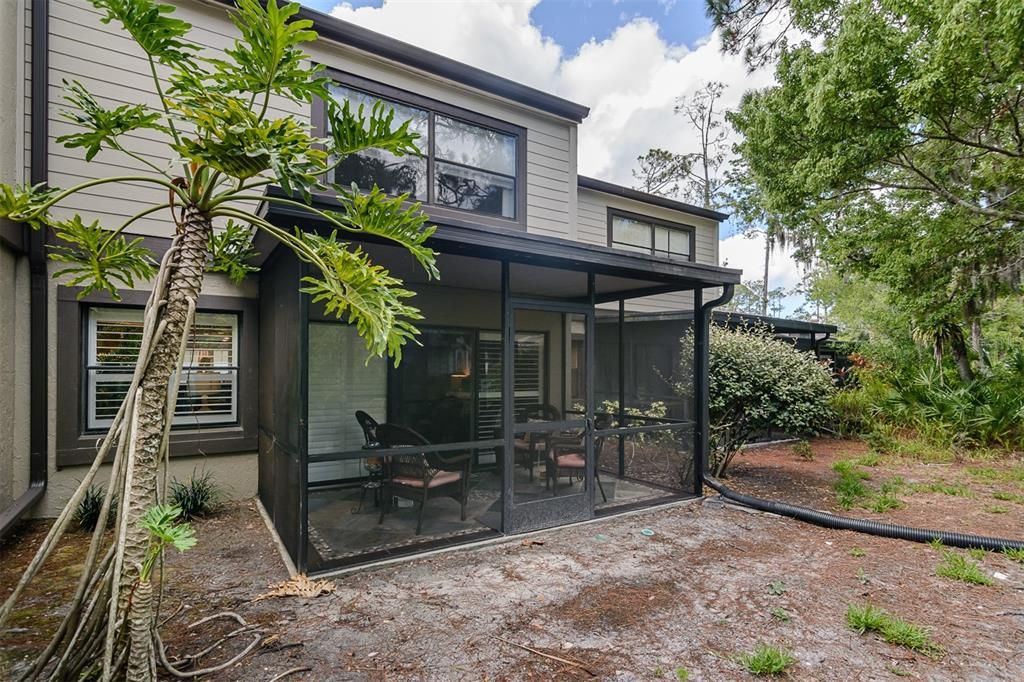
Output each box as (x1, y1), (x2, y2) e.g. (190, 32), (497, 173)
(73, 485), (117, 532)
(739, 644), (795, 676)
(829, 387), (875, 436)
(675, 324), (836, 477)
(169, 470), (222, 520)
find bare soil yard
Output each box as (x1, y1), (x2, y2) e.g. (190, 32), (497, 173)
(2, 438), (1023, 680)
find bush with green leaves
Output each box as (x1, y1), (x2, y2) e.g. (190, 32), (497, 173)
(169, 470), (222, 520)
(675, 324), (836, 477)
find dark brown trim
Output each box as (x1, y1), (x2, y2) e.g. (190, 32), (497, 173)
(606, 207), (697, 264)
(319, 69), (529, 231)
(55, 289), (259, 468)
(0, 221), (26, 253)
(579, 175), (730, 222)
(209, 0), (589, 123)
(3, 0), (51, 539)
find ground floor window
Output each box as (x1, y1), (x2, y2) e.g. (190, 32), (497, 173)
(85, 307), (239, 430)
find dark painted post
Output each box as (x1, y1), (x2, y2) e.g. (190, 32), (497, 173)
(617, 297), (625, 477)
(692, 288), (706, 496)
(500, 260), (512, 531)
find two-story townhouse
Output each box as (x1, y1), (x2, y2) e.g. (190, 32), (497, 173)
(1, 0), (746, 574)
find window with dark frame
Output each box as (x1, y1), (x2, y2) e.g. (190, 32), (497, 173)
(85, 306), (240, 431)
(609, 210), (694, 261)
(327, 81), (520, 221)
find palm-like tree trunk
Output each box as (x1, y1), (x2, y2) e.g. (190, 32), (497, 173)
(118, 207), (212, 678)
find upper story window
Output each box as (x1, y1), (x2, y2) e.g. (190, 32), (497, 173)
(328, 80), (521, 222)
(609, 210), (694, 262)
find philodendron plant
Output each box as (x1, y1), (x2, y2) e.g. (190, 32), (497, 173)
(0, 1), (437, 679)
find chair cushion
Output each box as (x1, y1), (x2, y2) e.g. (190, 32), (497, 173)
(392, 470), (461, 489)
(552, 453), (586, 468)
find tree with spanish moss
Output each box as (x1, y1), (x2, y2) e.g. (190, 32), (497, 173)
(0, 1), (437, 679)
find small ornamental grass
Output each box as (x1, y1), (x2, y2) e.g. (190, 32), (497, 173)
(739, 644), (795, 676)
(72, 485), (117, 532)
(1003, 547), (1024, 563)
(846, 604), (941, 657)
(169, 470), (222, 521)
(935, 551), (994, 586)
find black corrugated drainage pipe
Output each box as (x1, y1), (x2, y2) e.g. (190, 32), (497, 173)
(704, 475), (1024, 552)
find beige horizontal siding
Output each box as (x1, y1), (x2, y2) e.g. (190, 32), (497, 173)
(43, 0), (578, 241)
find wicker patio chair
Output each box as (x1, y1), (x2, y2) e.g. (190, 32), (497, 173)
(376, 423), (472, 535)
(513, 404), (561, 481)
(546, 415), (609, 502)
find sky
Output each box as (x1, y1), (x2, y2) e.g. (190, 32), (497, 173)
(300, 0), (805, 312)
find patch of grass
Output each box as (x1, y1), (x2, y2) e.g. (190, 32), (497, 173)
(910, 481), (974, 497)
(849, 546), (866, 557)
(740, 644), (795, 676)
(169, 469), (222, 520)
(879, 476), (906, 493)
(846, 603), (942, 657)
(769, 607), (791, 623)
(935, 551), (994, 586)
(991, 491), (1023, 503)
(928, 538), (944, 551)
(887, 664), (913, 677)
(967, 548), (987, 561)
(984, 505), (1010, 514)
(1004, 548), (1024, 563)
(792, 439), (814, 460)
(766, 580), (787, 596)
(967, 465), (1024, 484)
(674, 668), (689, 681)
(866, 492), (904, 513)
(854, 452), (882, 467)
(833, 460), (871, 508)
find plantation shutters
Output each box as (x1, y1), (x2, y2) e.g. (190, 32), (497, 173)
(85, 307), (238, 430)
(474, 331), (546, 456)
(307, 322), (387, 483)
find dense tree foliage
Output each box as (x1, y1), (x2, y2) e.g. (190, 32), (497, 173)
(714, 0), (1024, 382)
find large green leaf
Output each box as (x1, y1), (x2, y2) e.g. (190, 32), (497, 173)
(208, 220), (259, 284)
(0, 183), (57, 230)
(326, 98), (422, 161)
(91, 0), (198, 67)
(207, 0), (328, 104)
(57, 80), (167, 161)
(48, 216), (158, 300)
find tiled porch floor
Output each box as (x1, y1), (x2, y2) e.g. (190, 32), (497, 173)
(307, 467), (679, 563)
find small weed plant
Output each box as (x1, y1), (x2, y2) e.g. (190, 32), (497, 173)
(170, 469), (222, 520)
(740, 644), (795, 676)
(967, 548), (987, 561)
(846, 604), (941, 657)
(833, 460), (871, 508)
(991, 491), (1023, 503)
(849, 546), (866, 557)
(1003, 547), (1024, 563)
(935, 551), (994, 585)
(792, 440), (814, 460)
(766, 580), (787, 596)
(985, 505), (1010, 514)
(674, 668), (689, 682)
(854, 452), (882, 467)
(769, 607), (791, 623)
(910, 481), (973, 497)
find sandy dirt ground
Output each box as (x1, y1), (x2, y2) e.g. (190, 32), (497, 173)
(2, 438), (1023, 680)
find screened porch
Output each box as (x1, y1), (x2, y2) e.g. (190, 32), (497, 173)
(256, 205), (740, 574)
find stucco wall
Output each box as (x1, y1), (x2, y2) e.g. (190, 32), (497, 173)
(0, 0), (31, 513)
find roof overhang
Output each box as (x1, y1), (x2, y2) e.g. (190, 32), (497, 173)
(578, 176), (731, 222)
(207, 0), (590, 123)
(602, 309), (837, 335)
(261, 187), (741, 301)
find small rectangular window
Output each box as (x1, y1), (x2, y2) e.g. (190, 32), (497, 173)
(327, 82), (519, 220)
(86, 307), (239, 430)
(610, 212), (692, 261)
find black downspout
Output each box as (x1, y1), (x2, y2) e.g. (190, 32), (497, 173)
(0, 0), (49, 538)
(693, 284), (734, 496)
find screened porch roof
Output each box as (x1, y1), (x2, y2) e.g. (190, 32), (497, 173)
(262, 190), (742, 303)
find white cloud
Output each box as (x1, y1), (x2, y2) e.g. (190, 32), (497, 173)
(720, 231), (806, 313)
(324, 0), (800, 297)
